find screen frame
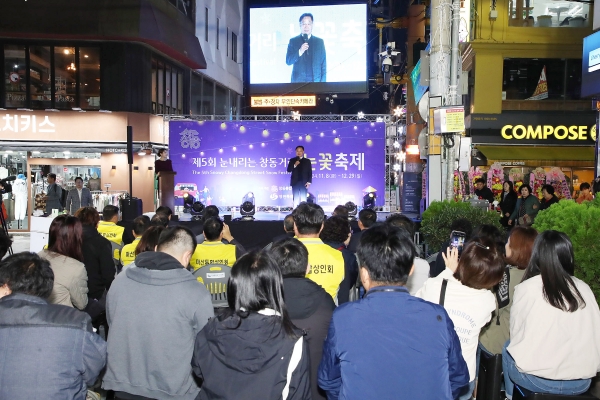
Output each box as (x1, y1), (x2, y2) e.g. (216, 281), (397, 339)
(247, 2), (370, 95)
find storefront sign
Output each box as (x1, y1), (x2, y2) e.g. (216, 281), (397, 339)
(469, 112), (597, 145)
(104, 148), (128, 153)
(104, 183), (112, 188)
(2, 114), (56, 133)
(250, 96), (316, 107)
(501, 125), (596, 141)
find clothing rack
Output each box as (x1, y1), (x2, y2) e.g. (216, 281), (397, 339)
(91, 191), (128, 212)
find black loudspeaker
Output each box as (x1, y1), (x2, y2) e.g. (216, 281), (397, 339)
(120, 197), (143, 222)
(127, 126), (133, 165)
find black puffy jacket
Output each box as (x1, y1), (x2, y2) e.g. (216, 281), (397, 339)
(82, 225), (115, 299)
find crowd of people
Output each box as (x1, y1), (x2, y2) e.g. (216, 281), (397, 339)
(0, 199), (600, 400)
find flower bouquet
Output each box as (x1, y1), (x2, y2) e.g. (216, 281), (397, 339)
(546, 167), (572, 200)
(453, 171), (466, 202)
(468, 166), (484, 198)
(509, 168), (524, 196)
(488, 162), (504, 202)
(530, 167), (546, 200)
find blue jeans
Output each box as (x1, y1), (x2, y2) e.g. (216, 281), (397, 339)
(292, 182), (307, 208)
(502, 341), (591, 399)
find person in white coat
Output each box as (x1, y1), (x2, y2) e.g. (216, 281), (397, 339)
(416, 237), (505, 400)
(503, 230), (600, 399)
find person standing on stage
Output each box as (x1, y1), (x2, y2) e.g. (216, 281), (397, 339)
(287, 146), (313, 208)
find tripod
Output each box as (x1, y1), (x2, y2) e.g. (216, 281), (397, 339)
(0, 200), (13, 256)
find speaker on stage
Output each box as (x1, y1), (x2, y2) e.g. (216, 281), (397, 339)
(120, 197), (143, 222)
(127, 126), (133, 165)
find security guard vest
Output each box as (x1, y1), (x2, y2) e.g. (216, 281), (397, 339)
(297, 237), (345, 304)
(98, 221), (125, 263)
(190, 241), (237, 270)
(120, 237), (140, 266)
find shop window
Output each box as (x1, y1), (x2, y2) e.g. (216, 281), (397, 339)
(158, 61), (164, 114)
(0, 151), (28, 230)
(166, 65), (172, 113)
(29, 46), (52, 109)
(79, 47), (100, 109)
(508, 0), (589, 27)
(230, 91), (239, 118)
(215, 84), (228, 116)
(232, 33), (238, 62)
(178, 72), (183, 114)
(4, 45), (27, 108)
(502, 58), (582, 100)
(191, 73), (202, 115)
(205, 8), (209, 42)
(54, 47), (77, 109)
(203, 78), (214, 115)
(151, 58), (157, 113)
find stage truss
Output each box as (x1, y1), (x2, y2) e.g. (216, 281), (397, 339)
(162, 114), (406, 212)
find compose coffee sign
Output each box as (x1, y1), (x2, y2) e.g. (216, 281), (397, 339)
(501, 124), (597, 141)
(469, 112), (597, 145)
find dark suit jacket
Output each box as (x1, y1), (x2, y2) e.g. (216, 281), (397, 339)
(286, 34), (326, 82)
(65, 187), (93, 214)
(287, 157), (313, 186)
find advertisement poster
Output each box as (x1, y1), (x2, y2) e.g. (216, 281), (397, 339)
(169, 120), (385, 207)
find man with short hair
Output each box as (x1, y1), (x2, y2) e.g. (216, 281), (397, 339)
(385, 214), (430, 294)
(120, 215), (151, 267)
(318, 224), (469, 399)
(155, 205), (173, 220)
(195, 205), (220, 244)
(65, 176), (93, 214)
(0, 252), (107, 400)
(293, 202), (345, 303)
(285, 12), (327, 83)
(474, 178), (495, 203)
(43, 173), (63, 213)
(98, 205), (125, 269)
(575, 182), (594, 204)
(103, 226), (214, 400)
(266, 214), (296, 248)
(287, 146), (313, 208)
(189, 217), (245, 270)
(347, 208), (377, 253)
(270, 238), (335, 400)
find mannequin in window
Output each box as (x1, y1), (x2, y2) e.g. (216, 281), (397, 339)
(13, 174), (28, 226)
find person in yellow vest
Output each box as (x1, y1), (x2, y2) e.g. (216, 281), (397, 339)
(293, 202), (345, 304)
(97, 205), (125, 269)
(189, 217), (246, 271)
(120, 215), (151, 268)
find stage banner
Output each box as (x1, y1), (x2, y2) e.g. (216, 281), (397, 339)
(169, 120), (385, 207)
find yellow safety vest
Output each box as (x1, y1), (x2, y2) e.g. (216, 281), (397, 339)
(120, 237), (140, 266)
(190, 242), (237, 270)
(297, 237), (345, 303)
(97, 221), (124, 245)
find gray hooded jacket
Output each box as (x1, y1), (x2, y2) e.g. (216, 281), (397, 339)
(102, 251), (214, 399)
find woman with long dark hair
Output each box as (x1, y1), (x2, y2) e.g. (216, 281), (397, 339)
(75, 207), (114, 305)
(417, 237), (505, 400)
(503, 231), (600, 398)
(38, 215), (88, 309)
(479, 226), (537, 355)
(192, 250), (310, 400)
(499, 181), (518, 227)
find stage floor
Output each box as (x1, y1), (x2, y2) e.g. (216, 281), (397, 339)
(175, 210), (417, 222)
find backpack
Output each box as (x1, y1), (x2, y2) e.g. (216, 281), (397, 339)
(60, 187), (68, 208)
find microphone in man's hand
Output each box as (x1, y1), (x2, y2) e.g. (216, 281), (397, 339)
(302, 34), (309, 55)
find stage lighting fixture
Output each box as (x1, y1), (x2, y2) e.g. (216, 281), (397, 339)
(182, 193), (195, 213)
(363, 192), (377, 210)
(190, 201), (205, 221)
(307, 192), (316, 204)
(240, 192), (255, 221)
(345, 201), (357, 221)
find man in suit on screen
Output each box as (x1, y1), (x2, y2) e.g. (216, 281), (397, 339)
(287, 146), (313, 208)
(285, 13), (327, 83)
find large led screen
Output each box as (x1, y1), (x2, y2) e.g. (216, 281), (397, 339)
(249, 4), (368, 94)
(582, 30), (600, 98)
(169, 120), (385, 207)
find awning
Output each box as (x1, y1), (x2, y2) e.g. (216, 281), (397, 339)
(476, 145), (595, 167)
(0, 140), (164, 153)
